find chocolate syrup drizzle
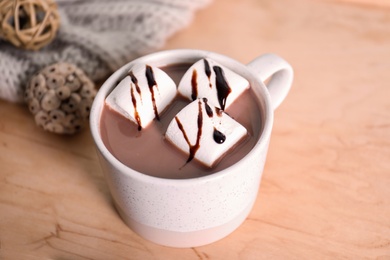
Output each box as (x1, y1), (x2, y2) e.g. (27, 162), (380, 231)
(175, 99), (203, 164)
(128, 70), (142, 130)
(145, 65), (160, 121)
(190, 60), (232, 110)
(203, 59), (212, 88)
(203, 98), (226, 144)
(127, 66), (161, 131)
(191, 69), (198, 101)
(213, 65), (232, 110)
(130, 85), (142, 131)
(213, 127), (226, 144)
(175, 98), (228, 165)
(203, 97), (213, 117)
(215, 107), (223, 117)
(128, 70), (142, 98)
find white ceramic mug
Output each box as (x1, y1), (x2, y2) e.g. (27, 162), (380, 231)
(90, 49), (293, 247)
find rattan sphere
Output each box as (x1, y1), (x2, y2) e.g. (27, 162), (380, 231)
(0, 0), (60, 50)
(25, 63), (96, 134)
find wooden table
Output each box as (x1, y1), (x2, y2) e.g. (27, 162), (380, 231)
(1, 0), (389, 259)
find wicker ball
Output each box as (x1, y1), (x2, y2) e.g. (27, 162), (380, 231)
(0, 0), (60, 50)
(25, 63), (96, 134)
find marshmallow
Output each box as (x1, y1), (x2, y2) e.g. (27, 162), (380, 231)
(105, 64), (177, 130)
(178, 58), (250, 110)
(165, 98), (247, 168)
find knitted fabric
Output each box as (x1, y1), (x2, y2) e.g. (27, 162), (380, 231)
(0, 0), (211, 103)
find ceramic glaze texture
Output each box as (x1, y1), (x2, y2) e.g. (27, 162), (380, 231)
(90, 49), (293, 247)
(98, 141), (269, 232)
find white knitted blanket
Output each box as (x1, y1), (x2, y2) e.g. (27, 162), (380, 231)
(0, 0), (211, 103)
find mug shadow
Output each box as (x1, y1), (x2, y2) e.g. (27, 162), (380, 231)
(55, 124), (116, 213)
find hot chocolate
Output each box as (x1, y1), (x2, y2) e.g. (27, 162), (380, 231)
(100, 63), (263, 179)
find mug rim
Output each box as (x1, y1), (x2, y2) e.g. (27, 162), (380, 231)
(90, 48), (274, 185)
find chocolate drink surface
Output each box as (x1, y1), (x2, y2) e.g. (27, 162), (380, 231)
(100, 63), (263, 179)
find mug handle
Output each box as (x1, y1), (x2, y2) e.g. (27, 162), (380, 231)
(247, 53), (294, 110)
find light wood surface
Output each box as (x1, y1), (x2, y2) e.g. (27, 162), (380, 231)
(1, 0), (390, 259)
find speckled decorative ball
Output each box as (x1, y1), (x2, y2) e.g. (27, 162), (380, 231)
(25, 63), (96, 134)
(0, 0), (60, 50)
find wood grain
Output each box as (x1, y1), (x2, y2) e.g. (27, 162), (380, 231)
(1, 0), (390, 259)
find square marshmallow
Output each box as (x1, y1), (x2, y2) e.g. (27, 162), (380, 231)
(165, 98), (248, 168)
(105, 63), (177, 130)
(178, 58), (249, 110)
